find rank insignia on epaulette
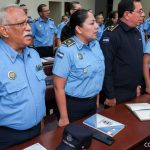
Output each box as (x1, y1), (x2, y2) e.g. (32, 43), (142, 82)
(36, 64), (43, 71)
(34, 19), (38, 22)
(106, 24), (119, 32)
(62, 38), (75, 47)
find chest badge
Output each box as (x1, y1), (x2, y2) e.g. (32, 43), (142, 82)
(8, 71), (16, 80)
(83, 68), (88, 74)
(36, 64), (43, 71)
(39, 24), (42, 28)
(77, 53), (83, 60)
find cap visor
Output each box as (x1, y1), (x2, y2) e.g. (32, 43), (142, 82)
(56, 142), (76, 150)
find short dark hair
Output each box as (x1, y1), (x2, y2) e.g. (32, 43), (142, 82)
(65, 9), (89, 38)
(109, 11), (118, 19)
(37, 4), (47, 14)
(118, 0), (141, 18)
(69, 1), (80, 10)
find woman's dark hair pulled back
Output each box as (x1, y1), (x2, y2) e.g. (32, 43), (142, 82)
(65, 9), (89, 38)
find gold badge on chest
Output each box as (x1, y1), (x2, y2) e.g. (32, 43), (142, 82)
(8, 71), (16, 80)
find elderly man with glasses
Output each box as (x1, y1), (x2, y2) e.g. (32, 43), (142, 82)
(0, 4), (46, 149)
(100, 0), (145, 107)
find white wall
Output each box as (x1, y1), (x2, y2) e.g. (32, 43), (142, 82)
(141, 0), (150, 18)
(0, 0), (95, 24)
(95, 0), (107, 17)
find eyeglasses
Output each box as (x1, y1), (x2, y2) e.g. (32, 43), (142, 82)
(131, 9), (144, 15)
(3, 20), (33, 28)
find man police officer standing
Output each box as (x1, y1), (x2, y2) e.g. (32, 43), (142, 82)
(0, 5), (46, 149)
(100, 0), (145, 106)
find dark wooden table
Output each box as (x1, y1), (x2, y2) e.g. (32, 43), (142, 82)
(8, 94), (150, 150)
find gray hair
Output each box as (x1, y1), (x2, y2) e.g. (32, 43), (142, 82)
(0, 4), (20, 25)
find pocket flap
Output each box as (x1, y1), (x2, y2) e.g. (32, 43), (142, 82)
(6, 81), (27, 93)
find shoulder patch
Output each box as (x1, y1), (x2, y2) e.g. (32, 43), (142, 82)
(62, 38), (75, 47)
(105, 24), (119, 32)
(49, 18), (54, 21)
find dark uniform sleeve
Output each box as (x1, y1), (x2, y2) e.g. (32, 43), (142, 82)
(100, 30), (118, 99)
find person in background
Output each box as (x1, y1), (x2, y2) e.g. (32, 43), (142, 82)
(88, 9), (93, 13)
(20, 4), (33, 22)
(143, 12), (150, 41)
(0, 5), (46, 149)
(105, 10), (118, 28)
(96, 12), (105, 41)
(53, 9), (105, 127)
(61, 15), (69, 22)
(60, 1), (82, 43)
(32, 4), (57, 57)
(137, 16), (146, 51)
(143, 39), (150, 94)
(100, 0), (145, 107)
(56, 14), (69, 48)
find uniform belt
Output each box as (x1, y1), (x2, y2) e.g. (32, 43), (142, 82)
(0, 123), (41, 131)
(66, 95), (96, 101)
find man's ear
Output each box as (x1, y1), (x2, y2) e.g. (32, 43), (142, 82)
(0, 26), (8, 38)
(123, 11), (131, 20)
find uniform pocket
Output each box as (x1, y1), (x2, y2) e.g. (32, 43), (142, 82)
(4, 80), (28, 105)
(6, 81), (27, 94)
(72, 63), (92, 80)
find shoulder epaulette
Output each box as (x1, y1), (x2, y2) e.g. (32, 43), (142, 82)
(62, 38), (75, 47)
(105, 24), (119, 32)
(48, 18), (54, 21)
(34, 19), (38, 22)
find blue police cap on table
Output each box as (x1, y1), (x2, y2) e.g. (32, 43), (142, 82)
(56, 124), (93, 150)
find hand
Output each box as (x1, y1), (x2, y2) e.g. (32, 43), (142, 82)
(136, 85), (141, 97)
(104, 98), (116, 107)
(58, 117), (69, 127)
(146, 87), (150, 94)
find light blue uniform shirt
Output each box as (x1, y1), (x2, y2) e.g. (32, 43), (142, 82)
(32, 17), (57, 47)
(144, 39), (150, 54)
(57, 21), (68, 39)
(0, 39), (46, 130)
(137, 24), (146, 51)
(53, 36), (105, 98)
(97, 24), (105, 41)
(144, 18), (150, 35)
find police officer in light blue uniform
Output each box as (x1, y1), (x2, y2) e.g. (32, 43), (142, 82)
(143, 13), (150, 40)
(57, 21), (68, 40)
(144, 39), (150, 54)
(0, 40), (46, 130)
(97, 24), (105, 40)
(138, 23), (146, 51)
(53, 9), (105, 127)
(32, 4), (57, 57)
(0, 5), (46, 149)
(56, 20), (68, 48)
(143, 39), (150, 94)
(96, 13), (105, 41)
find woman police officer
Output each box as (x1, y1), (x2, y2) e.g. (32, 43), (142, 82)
(52, 9), (105, 126)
